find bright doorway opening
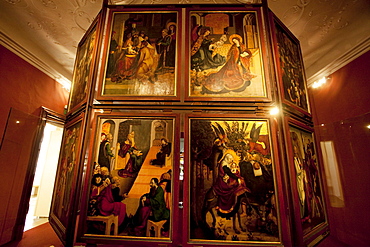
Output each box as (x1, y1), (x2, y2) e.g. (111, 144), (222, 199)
(24, 123), (63, 231)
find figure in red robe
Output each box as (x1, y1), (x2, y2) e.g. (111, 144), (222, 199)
(202, 34), (256, 94)
(213, 152), (250, 218)
(97, 182), (126, 226)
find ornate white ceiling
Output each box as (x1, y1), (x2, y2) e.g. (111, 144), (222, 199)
(0, 0), (369, 89)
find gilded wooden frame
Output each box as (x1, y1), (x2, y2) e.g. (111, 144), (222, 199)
(49, 112), (85, 246)
(285, 117), (329, 246)
(185, 114), (282, 245)
(67, 13), (101, 115)
(185, 6), (271, 102)
(78, 112), (180, 246)
(97, 7), (181, 101)
(271, 13), (311, 116)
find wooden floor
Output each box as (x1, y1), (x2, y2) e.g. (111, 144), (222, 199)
(24, 195), (48, 231)
(2, 223), (63, 247)
(2, 222), (349, 247)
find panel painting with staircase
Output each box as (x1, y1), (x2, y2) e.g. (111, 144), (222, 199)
(85, 117), (174, 239)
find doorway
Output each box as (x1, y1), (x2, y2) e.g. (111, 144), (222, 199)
(24, 122), (63, 231)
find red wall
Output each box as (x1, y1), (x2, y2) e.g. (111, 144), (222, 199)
(0, 44), (69, 244)
(0, 44), (69, 137)
(309, 51), (370, 246)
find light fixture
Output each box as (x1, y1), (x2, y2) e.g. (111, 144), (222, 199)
(56, 76), (71, 92)
(312, 76), (328, 88)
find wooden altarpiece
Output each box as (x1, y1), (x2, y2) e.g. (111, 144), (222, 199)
(49, 1), (329, 247)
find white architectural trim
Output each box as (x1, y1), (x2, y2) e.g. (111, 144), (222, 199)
(0, 31), (71, 91)
(307, 36), (370, 87)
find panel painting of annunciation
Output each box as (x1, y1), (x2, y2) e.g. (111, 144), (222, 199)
(189, 118), (280, 243)
(84, 117), (175, 239)
(102, 11), (178, 97)
(188, 10), (267, 99)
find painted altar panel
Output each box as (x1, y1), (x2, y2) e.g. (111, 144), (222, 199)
(287, 119), (329, 245)
(68, 14), (100, 114)
(271, 13), (310, 116)
(186, 7), (270, 102)
(98, 8), (181, 101)
(49, 113), (85, 245)
(187, 116), (281, 245)
(81, 114), (178, 244)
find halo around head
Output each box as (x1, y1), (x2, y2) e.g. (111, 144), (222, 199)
(229, 34), (243, 44)
(220, 149), (240, 165)
(166, 22), (177, 30)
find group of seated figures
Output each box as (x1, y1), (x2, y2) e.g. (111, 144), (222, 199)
(87, 161), (172, 237)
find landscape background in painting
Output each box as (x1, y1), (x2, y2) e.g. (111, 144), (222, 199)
(189, 119), (279, 242)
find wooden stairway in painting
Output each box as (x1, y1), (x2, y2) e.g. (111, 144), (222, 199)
(127, 145), (171, 199)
